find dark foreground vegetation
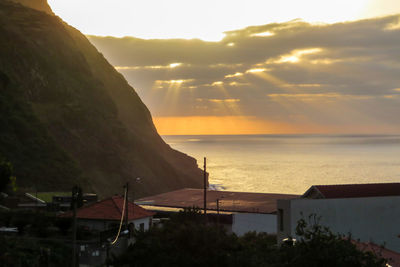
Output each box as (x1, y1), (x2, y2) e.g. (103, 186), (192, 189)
(111, 209), (386, 267)
(0, 208), (388, 267)
(0, 211), (72, 266)
(0, 162), (388, 266)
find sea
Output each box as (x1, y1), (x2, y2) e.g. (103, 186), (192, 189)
(162, 134), (400, 195)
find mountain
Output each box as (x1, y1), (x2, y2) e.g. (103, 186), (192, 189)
(0, 0), (204, 197)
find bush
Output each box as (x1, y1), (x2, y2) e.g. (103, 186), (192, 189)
(54, 217), (72, 235)
(277, 215), (387, 267)
(111, 211), (386, 267)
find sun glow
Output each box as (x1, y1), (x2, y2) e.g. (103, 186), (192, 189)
(169, 62), (182, 68)
(251, 31), (275, 37)
(155, 79), (194, 85)
(246, 68), (267, 73)
(47, 0), (397, 41)
(225, 72), (243, 78)
(153, 116), (301, 135)
(115, 62), (183, 70)
(273, 48), (322, 64)
(212, 81), (224, 86)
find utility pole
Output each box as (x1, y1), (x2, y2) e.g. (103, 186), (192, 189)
(217, 198), (220, 227)
(71, 186), (78, 267)
(217, 195), (224, 227)
(203, 157), (207, 223)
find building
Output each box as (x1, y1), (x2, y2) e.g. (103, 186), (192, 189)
(59, 195), (155, 232)
(0, 191), (98, 211)
(51, 193), (98, 211)
(137, 188), (298, 236)
(0, 192), (46, 210)
(277, 183), (400, 252)
(352, 240), (400, 267)
(59, 195), (155, 266)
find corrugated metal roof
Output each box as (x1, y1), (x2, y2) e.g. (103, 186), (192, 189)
(59, 195), (155, 221)
(303, 183), (400, 199)
(137, 188), (299, 214)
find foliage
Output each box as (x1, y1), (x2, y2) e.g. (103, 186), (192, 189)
(277, 215), (387, 267)
(110, 210), (386, 267)
(0, 235), (71, 267)
(0, 157), (14, 192)
(0, 210), (66, 237)
(53, 217), (72, 236)
(111, 211), (237, 267)
(111, 208), (274, 267)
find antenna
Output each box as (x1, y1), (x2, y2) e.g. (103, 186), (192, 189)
(203, 157), (207, 222)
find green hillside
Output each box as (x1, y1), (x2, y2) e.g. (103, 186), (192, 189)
(0, 0), (203, 197)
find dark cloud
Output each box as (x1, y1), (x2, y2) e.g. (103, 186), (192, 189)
(88, 15), (400, 132)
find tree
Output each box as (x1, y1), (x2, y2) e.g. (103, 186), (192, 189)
(277, 215), (387, 267)
(0, 157), (14, 192)
(110, 211), (387, 267)
(110, 208), (241, 267)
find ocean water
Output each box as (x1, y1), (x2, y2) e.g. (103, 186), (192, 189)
(162, 135), (400, 195)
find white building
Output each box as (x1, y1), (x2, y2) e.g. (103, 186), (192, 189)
(137, 188), (298, 236)
(277, 183), (400, 252)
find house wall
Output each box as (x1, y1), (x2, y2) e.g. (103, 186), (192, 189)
(78, 219), (110, 231)
(232, 213), (277, 236)
(277, 196), (400, 252)
(130, 217), (151, 231)
(78, 217), (152, 232)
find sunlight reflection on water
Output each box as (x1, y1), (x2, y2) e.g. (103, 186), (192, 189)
(162, 135), (400, 194)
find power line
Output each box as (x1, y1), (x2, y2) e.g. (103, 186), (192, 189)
(110, 187), (127, 245)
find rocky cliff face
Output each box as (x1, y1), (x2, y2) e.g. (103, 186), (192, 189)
(10, 0), (53, 14)
(0, 0), (204, 197)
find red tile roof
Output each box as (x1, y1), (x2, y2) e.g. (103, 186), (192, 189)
(136, 188), (299, 214)
(59, 195), (155, 221)
(352, 240), (400, 267)
(303, 183), (400, 199)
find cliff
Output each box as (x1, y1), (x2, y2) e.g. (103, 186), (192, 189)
(0, 0), (204, 197)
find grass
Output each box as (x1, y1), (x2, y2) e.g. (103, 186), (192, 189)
(28, 192), (70, 203)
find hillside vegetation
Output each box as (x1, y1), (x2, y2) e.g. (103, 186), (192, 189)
(0, 0), (203, 197)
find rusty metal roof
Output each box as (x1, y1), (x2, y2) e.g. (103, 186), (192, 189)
(137, 188), (299, 214)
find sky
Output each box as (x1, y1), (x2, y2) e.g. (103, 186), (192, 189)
(48, 0), (400, 135)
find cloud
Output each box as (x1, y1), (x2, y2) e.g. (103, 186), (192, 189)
(88, 14), (400, 133)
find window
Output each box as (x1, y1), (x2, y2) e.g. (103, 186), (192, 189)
(278, 209), (284, 231)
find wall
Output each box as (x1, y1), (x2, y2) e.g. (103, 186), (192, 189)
(232, 213), (276, 236)
(78, 216), (152, 231)
(78, 219), (108, 231)
(277, 196), (400, 252)
(130, 217), (151, 231)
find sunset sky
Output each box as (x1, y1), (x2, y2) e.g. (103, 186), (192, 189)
(48, 0), (400, 135)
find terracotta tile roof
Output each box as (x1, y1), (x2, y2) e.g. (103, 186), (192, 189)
(136, 188), (299, 214)
(59, 195), (155, 221)
(352, 240), (400, 267)
(303, 183), (400, 199)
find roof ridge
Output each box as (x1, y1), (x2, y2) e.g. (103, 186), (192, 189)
(315, 182), (400, 187)
(111, 195), (124, 216)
